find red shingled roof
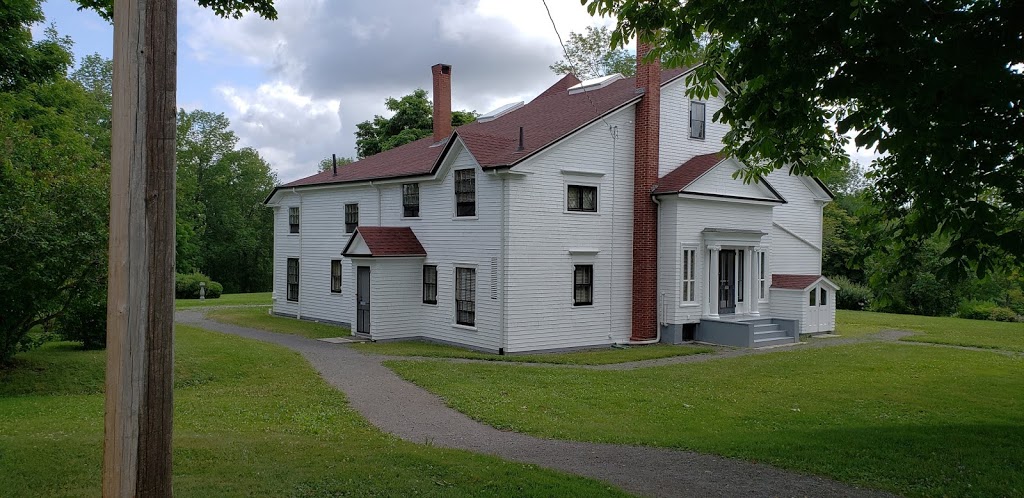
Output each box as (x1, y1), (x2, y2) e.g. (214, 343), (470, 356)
(652, 152), (725, 195)
(277, 68), (691, 192)
(342, 226), (426, 257)
(771, 274), (824, 290)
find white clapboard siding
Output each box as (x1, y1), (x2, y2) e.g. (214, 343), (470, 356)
(686, 158), (779, 200)
(270, 143), (503, 351)
(504, 107), (636, 352)
(659, 197), (774, 324)
(764, 170), (826, 275)
(659, 77), (728, 178)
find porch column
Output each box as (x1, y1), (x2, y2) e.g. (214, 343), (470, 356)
(749, 247), (760, 316)
(707, 245), (721, 319)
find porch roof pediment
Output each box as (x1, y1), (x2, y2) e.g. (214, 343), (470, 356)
(654, 153), (785, 204)
(341, 226), (427, 258)
(702, 228), (768, 246)
(770, 274), (840, 291)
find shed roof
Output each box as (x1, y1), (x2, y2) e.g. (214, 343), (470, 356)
(771, 274), (839, 291)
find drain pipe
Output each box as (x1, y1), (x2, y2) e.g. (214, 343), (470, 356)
(617, 194), (663, 346)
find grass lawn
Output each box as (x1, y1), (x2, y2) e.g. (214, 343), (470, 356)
(838, 309), (1024, 351)
(174, 291), (271, 309)
(387, 342), (1024, 497)
(205, 305), (350, 339)
(0, 326), (626, 497)
(350, 340), (714, 365)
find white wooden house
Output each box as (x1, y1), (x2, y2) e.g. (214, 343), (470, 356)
(264, 47), (836, 353)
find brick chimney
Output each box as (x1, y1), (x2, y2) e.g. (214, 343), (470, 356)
(631, 37), (660, 341)
(431, 63), (452, 143)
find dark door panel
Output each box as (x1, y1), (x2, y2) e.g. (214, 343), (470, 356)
(718, 250), (736, 314)
(356, 266), (370, 334)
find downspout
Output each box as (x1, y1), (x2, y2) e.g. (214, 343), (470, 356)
(618, 193), (663, 346)
(293, 187), (303, 320)
(608, 125), (617, 343)
(499, 175), (508, 355)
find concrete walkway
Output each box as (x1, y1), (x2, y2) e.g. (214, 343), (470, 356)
(176, 310), (893, 498)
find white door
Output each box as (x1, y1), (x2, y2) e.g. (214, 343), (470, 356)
(807, 287), (820, 334)
(817, 286), (831, 331)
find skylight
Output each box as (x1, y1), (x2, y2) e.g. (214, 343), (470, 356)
(477, 101), (525, 123)
(567, 73), (624, 95)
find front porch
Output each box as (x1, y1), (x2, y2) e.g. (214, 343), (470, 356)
(696, 316), (799, 348)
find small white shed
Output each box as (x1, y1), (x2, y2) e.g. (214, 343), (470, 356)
(768, 274), (839, 335)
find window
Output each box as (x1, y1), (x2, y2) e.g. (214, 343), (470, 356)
(455, 267), (476, 326)
(567, 185), (597, 212)
(330, 260), (342, 293)
(403, 183), (420, 217)
(737, 249), (745, 303)
(758, 251), (767, 300)
(288, 207), (300, 233)
(287, 258), (299, 301)
(681, 247), (696, 303)
(454, 169), (475, 217)
(820, 287), (828, 306)
(422, 265), (437, 304)
(573, 264), (594, 306)
(690, 101), (706, 139)
(345, 203), (359, 233)
(809, 288), (817, 306)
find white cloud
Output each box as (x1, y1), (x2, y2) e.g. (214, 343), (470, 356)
(217, 82), (343, 181)
(184, 0), (610, 182)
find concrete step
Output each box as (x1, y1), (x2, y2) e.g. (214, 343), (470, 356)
(741, 318), (775, 326)
(753, 328), (789, 340)
(752, 323), (780, 331)
(753, 336), (797, 348)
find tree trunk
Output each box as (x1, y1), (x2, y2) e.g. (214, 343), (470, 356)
(104, 0), (176, 495)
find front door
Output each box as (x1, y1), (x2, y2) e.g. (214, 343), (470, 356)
(718, 250), (736, 314)
(356, 266), (371, 334)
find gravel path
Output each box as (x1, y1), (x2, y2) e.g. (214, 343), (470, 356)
(177, 310), (894, 498)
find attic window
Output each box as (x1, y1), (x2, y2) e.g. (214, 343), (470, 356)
(690, 101), (706, 139)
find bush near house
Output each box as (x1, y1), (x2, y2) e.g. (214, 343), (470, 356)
(830, 275), (872, 310)
(175, 272), (223, 299)
(957, 300), (1018, 322)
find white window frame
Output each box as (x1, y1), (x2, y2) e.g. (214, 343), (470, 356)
(565, 183), (599, 214)
(689, 101), (706, 140)
(680, 245), (698, 305)
(452, 264), (477, 330)
(757, 250), (768, 302)
(453, 168), (477, 219)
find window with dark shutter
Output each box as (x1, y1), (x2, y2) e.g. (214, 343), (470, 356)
(422, 265), (437, 304)
(403, 183), (420, 218)
(567, 185), (597, 212)
(287, 258), (299, 301)
(330, 260), (342, 293)
(690, 101), (706, 139)
(345, 203), (358, 233)
(455, 267), (476, 326)
(573, 264), (593, 306)
(454, 169), (475, 217)
(288, 207), (300, 233)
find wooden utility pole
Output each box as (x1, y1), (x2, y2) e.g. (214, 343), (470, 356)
(104, 0), (177, 495)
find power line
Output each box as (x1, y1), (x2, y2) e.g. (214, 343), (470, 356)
(540, 0), (612, 129)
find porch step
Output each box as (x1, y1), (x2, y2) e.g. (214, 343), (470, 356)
(753, 336), (797, 348)
(742, 318), (776, 326)
(753, 326), (789, 340)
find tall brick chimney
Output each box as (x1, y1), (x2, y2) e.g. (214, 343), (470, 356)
(631, 37), (660, 340)
(431, 63), (452, 143)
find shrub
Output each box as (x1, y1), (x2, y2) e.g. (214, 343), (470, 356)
(831, 275), (872, 310)
(957, 300), (999, 320)
(175, 273), (223, 299)
(988, 306), (1018, 323)
(54, 292), (107, 349)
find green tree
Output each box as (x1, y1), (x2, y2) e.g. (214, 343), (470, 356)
(550, 26), (635, 80)
(0, 2), (73, 91)
(586, 0), (1024, 274)
(319, 155), (354, 172)
(355, 89), (476, 158)
(175, 109), (277, 293)
(0, 77), (111, 362)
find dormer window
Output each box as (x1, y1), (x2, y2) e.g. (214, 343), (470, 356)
(690, 101), (706, 139)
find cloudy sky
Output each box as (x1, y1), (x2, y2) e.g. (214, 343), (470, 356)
(41, 0), (620, 182)
(41, 0), (876, 183)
